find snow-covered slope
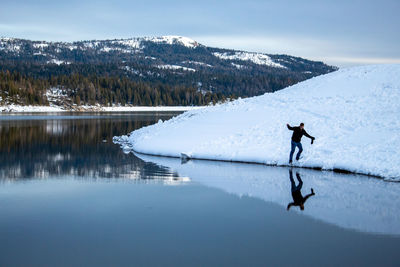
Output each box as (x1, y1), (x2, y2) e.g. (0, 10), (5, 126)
(115, 64), (400, 180)
(0, 36), (335, 74)
(0, 36), (199, 53)
(213, 51), (286, 68)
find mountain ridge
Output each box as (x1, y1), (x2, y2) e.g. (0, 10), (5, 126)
(0, 35), (337, 108)
(0, 35), (335, 71)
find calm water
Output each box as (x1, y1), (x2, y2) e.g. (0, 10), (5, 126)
(0, 112), (399, 267)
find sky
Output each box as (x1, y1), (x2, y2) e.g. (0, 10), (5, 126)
(1, 0), (399, 67)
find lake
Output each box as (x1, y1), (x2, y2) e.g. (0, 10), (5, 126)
(0, 112), (399, 266)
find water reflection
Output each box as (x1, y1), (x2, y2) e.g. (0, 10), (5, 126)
(133, 153), (400, 235)
(0, 113), (187, 184)
(287, 169), (315, 211)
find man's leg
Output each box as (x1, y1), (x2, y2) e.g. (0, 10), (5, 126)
(295, 142), (303, 160)
(289, 170), (295, 192)
(296, 172), (303, 190)
(289, 141), (296, 163)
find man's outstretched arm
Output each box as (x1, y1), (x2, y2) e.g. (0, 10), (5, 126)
(303, 130), (314, 140)
(287, 124), (294, 130)
(303, 188), (315, 203)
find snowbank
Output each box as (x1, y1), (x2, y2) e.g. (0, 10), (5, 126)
(0, 105), (65, 112)
(115, 64), (400, 180)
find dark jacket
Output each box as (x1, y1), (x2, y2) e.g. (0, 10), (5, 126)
(287, 125), (314, 143)
(288, 190), (315, 209)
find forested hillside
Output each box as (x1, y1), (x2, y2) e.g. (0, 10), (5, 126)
(0, 36), (337, 107)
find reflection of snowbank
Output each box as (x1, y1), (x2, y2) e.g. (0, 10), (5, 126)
(116, 65), (400, 180)
(135, 153), (400, 235)
(46, 120), (67, 135)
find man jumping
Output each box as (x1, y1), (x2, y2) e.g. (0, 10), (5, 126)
(287, 122), (315, 164)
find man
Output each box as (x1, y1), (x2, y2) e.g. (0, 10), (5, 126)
(287, 170), (315, 211)
(287, 122), (315, 164)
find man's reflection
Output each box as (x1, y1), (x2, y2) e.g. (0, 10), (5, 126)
(287, 169), (315, 211)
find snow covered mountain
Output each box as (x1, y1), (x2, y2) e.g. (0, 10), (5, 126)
(0, 36), (335, 84)
(0, 36), (199, 55)
(0, 35), (337, 107)
(114, 64), (400, 180)
(0, 35), (325, 70)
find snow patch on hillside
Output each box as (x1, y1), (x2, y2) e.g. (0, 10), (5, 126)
(33, 42), (49, 49)
(46, 59), (70, 65)
(109, 36), (198, 50)
(112, 39), (142, 49)
(214, 51), (286, 68)
(182, 60), (213, 67)
(115, 64), (400, 180)
(146, 36), (199, 48)
(0, 38), (21, 53)
(157, 64), (196, 72)
(231, 63), (247, 69)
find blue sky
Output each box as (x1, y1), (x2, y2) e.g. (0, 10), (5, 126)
(1, 0), (399, 67)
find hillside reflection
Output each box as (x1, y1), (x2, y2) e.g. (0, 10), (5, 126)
(0, 113), (184, 183)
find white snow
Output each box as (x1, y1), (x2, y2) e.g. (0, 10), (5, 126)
(182, 60), (213, 67)
(46, 59), (70, 65)
(214, 51), (286, 68)
(67, 45), (78, 51)
(100, 47), (113, 52)
(231, 62), (247, 69)
(123, 66), (141, 76)
(146, 36), (199, 48)
(108, 36), (198, 51)
(46, 87), (67, 98)
(0, 37), (15, 41)
(0, 43), (21, 53)
(131, 153), (400, 235)
(115, 64), (400, 180)
(81, 41), (100, 49)
(0, 105), (65, 112)
(112, 39), (142, 49)
(157, 64), (196, 72)
(33, 42), (49, 49)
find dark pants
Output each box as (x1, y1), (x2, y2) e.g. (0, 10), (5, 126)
(290, 171), (303, 192)
(289, 141), (303, 163)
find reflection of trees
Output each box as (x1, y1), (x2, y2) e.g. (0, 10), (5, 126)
(0, 113), (181, 181)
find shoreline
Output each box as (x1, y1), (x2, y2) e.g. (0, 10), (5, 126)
(0, 105), (205, 113)
(119, 145), (398, 182)
(114, 65), (400, 182)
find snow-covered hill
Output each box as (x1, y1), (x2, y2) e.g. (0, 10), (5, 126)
(0, 36), (199, 53)
(114, 64), (400, 180)
(0, 35), (337, 103)
(0, 35), (335, 74)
